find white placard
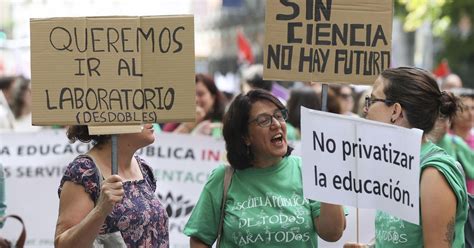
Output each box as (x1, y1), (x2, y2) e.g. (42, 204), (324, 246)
(301, 107), (423, 225)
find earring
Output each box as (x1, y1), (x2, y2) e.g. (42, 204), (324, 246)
(390, 118), (396, 123)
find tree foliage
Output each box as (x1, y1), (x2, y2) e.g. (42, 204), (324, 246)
(395, 0), (474, 87)
(395, 0), (474, 35)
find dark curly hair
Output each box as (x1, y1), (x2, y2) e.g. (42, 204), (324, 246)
(223, 89), (293, 170)
(381, 67), (460, 133)
(66, 125), (111, 148)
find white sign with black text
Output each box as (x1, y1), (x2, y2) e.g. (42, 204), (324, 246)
(301, 107), (422, 225)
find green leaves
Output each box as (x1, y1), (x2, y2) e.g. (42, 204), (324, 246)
(397, 0), (451, 35)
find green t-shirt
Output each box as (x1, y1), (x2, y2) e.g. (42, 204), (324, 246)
(184, 156), (322, 247)
(286, 123), (300, 141)
(437, 133), (474, 179)
(375, 141), (468, 247)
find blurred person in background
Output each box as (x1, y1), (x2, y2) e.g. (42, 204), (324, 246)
(466, 94), (474, 129)
(429, 115), (474, 194)
(10, 76), (42, 132)
(441, 74), (463, 91)
(330, 84), (358, 117)
(451, 95), (474, 148)
(241, 64), (273, 94)
(164, 74), (226, 138)
(286, 86), (340, 140)
(240, 64), (291, 106)
(0, 76), (16, 130)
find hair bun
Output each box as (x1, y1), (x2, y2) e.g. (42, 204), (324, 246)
(439, 91), (459, 119)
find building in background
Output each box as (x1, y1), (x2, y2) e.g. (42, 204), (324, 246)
(1, 0), (471, 87)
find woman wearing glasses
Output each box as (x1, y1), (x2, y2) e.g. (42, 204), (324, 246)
(346, 67), (468, 247)
(184, 89), (346, 247)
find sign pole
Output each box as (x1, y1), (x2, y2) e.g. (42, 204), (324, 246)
(321, 84), (329, 112)
(111, 134), (118, 175)
(356, 208), (360, 243)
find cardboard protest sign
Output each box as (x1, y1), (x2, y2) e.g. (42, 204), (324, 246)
(30, 16), (195, 126)
(263, 0), (393, 84)
(300, 107), (422, 224)
(87, 125), (143, 135)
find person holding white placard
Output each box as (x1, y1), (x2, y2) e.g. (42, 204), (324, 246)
(346, 67), (468, 248)
(54, 124), (169, 247)
(184, 89), (346, 248)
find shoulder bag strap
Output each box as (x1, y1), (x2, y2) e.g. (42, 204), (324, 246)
(216, 165), (234, 248)
(1, 215), (26, 248)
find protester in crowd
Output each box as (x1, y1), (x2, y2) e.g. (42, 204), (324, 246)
(286, 86), (341, 140)
(451, 95), (474, 148)
(330, 84), (358, 117)
(164, 74), (226, 138)
(241, 64), (273, 93)
(429, 114), (474, 194)
(0, 76), (16, 130)
(346, 67), (468, 247)
(184, 89), (346, 247)
(9, 76), (29, 119)
(55, 124), (169, 247)
(240, 64), (290, 105)
(10, 76), (41, 132)
(214, 71), (240, 105)
(441, 73), (463, 91)
(465, 94), (474, 129)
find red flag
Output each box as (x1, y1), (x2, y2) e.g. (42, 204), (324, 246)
(433, 59), (450, 78)
(237, 30), (254, 64)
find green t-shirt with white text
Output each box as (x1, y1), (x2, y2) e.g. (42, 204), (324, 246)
(184, 156), (322, 247)
(375, 141), (468, 247)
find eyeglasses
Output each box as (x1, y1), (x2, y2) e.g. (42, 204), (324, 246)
(249, 109), (288, 128)
(364, 96), (395, 109)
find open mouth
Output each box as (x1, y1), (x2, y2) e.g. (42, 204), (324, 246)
(271, 133), (284, 145)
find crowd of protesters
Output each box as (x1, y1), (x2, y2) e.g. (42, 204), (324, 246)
(1, 66), (473, 191)
(1, 64), (473, 247)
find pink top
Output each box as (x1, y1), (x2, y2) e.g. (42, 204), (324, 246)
(466, 133), (474, 149)
(466, 131), (474, 194)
